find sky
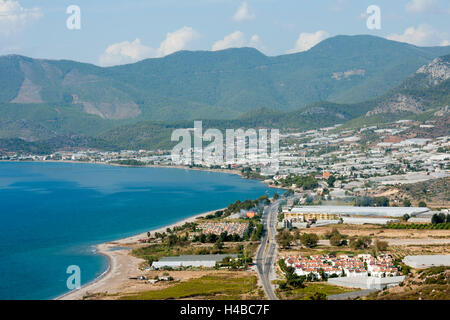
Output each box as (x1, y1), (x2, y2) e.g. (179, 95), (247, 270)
(0, 0), (449, 66)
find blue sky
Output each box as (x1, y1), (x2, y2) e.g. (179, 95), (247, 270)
(0, 0), (449, 66)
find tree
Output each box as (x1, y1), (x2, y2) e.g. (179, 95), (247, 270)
(354, 196), (374, 207)
(350, 236), (372, 249)
(318, 268), (327, 280)
(327, 175), (337, 187)
(418, 201), (427, 208)
(402, 199), (411, 207)
(167, 234), (178, 246)
(324, 227), (341, 239)
(402, 214), (410, 222)
(375, 196), (389, 207)
(309, 292), (327, 300)
(431, 212), (446, 224)
(330, 235), (344, 246)
(285, 267), (305, 288)
(206, 233), (218, 243)
(374, 239), (388, 251)
(214, 241), (224, 250)
(300, 233), (319, 248)
(276, 230), (294, 248)
(219, 231), (229, 243)
(278, 259), (304, 288)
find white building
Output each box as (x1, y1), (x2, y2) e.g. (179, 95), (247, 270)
(152, 254), (238, 269)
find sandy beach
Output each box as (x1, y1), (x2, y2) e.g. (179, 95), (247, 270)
(2, 159), (277, 300)
(57, 208), (224, 300)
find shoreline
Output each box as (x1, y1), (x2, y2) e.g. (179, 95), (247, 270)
(56, 208), (224, 300)
(0, 159), (289, 191)
(0, 159), (243, 177)
(1, 159), (284, 300)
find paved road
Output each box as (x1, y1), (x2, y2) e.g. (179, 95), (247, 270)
(255, 199), (282, 300)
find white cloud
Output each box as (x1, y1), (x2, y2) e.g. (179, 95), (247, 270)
(249, 34), (260, 47)
(0, 0), (42, 36)
(233, 1), (255, 22)
(212, 31), (262, 51)
(212, 31), (246, 51)
(99, 38), (156, 67)
(286, 30), (330, 54)
(405, 0), (438, 13)
(156, 26), (198, 57)
(99, 27), (198, 66)
(387, 24), (449, 46)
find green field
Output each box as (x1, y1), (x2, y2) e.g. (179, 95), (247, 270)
(121, 275), (260, 300)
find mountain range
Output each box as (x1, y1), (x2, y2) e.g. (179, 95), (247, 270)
(0, 35), (449, 152)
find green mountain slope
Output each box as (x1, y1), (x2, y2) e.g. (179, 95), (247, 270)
(1, 37), (449, 153)
(341, 54), (450, 128)
(79, 54), (450, 151)
(0, 102), (119, 141)
(104, 35), (450, 115)
(1, 35), (449, 123)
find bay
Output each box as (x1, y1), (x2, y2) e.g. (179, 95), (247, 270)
(0, 162), (276, 300)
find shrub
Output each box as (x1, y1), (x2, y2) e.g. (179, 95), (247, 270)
(330, 235), (344, 246)
(300, 233), (319, 248)
(350, 236), (372, 249)
(418, 201), (427, 208)
(374, 240), (388, 251)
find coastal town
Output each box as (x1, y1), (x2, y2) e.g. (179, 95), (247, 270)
(54, 191), (449, 300)
(283, 253), (398, 279)
(2, 116), (448, 207)
(2, 0), (450, 308)
(36, 115), (449, 301)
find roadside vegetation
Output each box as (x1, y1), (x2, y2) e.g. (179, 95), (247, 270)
(385, 222), (450, 230)
(386, 212), (450, 229)
(121, 274), (262, 300)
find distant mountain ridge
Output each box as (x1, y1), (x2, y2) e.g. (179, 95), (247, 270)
(1, 35), (450, 122)
(1, 35), (450, 152)
(366, 54), (450, 116)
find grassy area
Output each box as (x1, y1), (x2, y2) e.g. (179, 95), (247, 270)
(278, 282), (355, 300)
(121, 275), (261, 300)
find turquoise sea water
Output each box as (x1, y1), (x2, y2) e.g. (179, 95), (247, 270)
(0, 162), (275, 300)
